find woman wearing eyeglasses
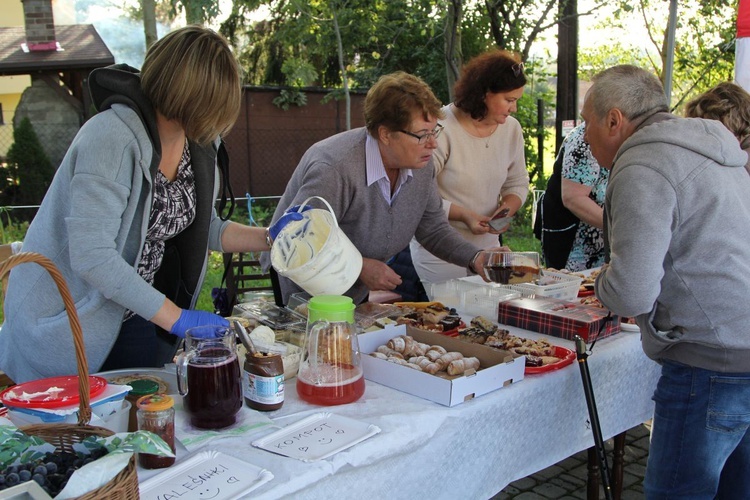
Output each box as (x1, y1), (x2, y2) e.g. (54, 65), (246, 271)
(410, 49), (530, 288)
(262, 71), (501, 305)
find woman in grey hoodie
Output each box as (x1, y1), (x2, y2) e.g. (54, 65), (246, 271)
(0, 26), (284, 383)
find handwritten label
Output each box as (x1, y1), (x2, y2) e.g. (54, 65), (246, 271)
(139, 451), (272, 500)
(272, 421), (350, 453)
(252, 412), (381, 462)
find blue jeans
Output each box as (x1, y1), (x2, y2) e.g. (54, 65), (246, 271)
(645, 360), (750, 499)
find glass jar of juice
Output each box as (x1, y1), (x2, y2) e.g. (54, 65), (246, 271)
(136, 393), (176, 469)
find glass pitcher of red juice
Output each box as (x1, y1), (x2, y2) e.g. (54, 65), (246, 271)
(176, 325), (242, 429)
(297, 295), (365, 405)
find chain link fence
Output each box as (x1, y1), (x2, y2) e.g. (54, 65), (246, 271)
(0, 120), (76, 169)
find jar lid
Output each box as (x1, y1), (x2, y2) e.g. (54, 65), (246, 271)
(137, 393), (174, 411)
(308, 295), (355, 323)
(128, 379), (160, 396)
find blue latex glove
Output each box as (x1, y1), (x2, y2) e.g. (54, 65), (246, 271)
(170, 309), (229, 338)
(268, 204), (313, 241)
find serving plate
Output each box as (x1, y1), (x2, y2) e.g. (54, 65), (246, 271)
(94, 367), (178, 394)
(434, 321), (466, 337)
(139, 449), (273, 500)
(252, 412), (380, 462)
(0, 375), (107, 408)
(619, 320), (640, 332)
(524, 346), (576, 375)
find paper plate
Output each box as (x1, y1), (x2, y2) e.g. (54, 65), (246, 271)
(95, 367), (177, 394)
(525, 346), (576, 375)
(0, 375), (107, 409)
(139, 450), (273, 500)
(620, 320), (640, 332)
(252, 412), (380, 462)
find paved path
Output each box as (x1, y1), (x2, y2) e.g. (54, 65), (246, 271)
(491, 423), (651, 499)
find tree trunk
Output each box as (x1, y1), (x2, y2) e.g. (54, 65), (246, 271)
(444, 0), (463, 102)
(142, 0), (157, 48)
(486, 0), (505, 49)
(183, 0), (204, 25)
(332, 7), (351, 130)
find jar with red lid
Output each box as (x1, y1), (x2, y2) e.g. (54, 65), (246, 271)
(243, 352), (284, 411)
(136, 393), (176, 469)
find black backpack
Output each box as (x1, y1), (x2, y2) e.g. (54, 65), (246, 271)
(533, 147), (579, 269)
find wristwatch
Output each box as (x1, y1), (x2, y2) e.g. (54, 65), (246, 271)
(469, 250), (482, 274)
(265, 228), (273, 249)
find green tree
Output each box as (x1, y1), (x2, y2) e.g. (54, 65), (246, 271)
(605, 0), (736, 111)
(222, 0), (556, 183)
(2, 118), (55, 208)
(477, 0), (608, 61)
(124, 0), (224, 47)
(171, 0), (222, 25)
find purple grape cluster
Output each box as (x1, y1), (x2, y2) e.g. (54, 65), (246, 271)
(0, 448), (108, 496)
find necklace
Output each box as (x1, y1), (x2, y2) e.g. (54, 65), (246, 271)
(470, 119), (498, 148)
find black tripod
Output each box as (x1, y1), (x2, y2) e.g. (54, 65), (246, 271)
(575, 334), (614, 500)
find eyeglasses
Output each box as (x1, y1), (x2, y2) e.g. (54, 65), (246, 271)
(399, 123), (444, 145)
(512, 62), (524, 77)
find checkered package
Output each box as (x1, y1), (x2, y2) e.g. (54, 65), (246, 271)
(497, 296), (620, 341)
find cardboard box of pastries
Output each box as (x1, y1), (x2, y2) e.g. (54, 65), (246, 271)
(359, 324), (525, 407)
(497, 296), (620, 342)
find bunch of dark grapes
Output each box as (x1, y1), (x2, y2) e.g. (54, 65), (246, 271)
(0, 447), (108, 497)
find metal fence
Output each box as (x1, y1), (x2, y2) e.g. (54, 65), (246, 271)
(0, 195), (283, 243)
(0, 121), (76, 170)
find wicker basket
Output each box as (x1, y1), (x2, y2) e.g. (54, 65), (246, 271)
(0, 252), (140, 499)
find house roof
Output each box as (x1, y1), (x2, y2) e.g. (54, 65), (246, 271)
(0, 24), (114, 76)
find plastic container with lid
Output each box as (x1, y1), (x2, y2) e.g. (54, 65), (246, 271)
(509, 269), (584, 301)
(237, 300), (306, 324)
(136, 394), (176, 469)
(125, 379), (159, 432)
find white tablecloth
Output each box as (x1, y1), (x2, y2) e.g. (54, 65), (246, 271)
(146, 325), (660, 500)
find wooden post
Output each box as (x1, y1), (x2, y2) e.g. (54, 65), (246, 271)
(556, 0), (578, 154)
(537, 98), (545, 181)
